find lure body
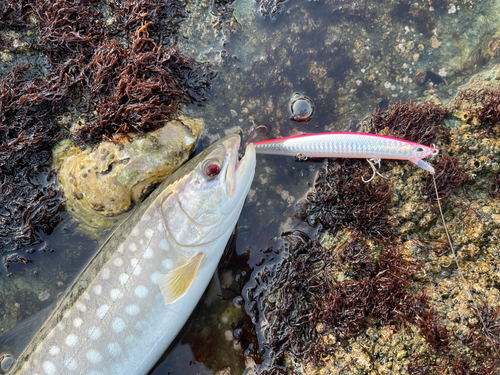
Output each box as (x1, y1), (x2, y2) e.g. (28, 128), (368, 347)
(253, 132), (438, 173)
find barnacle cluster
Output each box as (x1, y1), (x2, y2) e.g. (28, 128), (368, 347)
(241, 66), (500, 374)
(0, 0), (216, 251)
(455, 87), (500, 130)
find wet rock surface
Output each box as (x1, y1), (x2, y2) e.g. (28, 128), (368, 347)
(55, 117), (204, 231)
(241, 65), (500, 374)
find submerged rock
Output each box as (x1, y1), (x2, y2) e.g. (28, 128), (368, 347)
(55, 117), (204, 231)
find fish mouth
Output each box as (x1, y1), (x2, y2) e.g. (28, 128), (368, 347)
(225, 135), (256, 198)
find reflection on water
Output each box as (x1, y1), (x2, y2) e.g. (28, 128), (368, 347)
(153, 344), (212, 375)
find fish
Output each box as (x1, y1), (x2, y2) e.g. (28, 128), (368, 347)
(0, 134), (256, 375)
(253, 132), (439, 174)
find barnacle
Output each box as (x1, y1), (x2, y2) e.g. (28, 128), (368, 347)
(455, 87), (500, 130)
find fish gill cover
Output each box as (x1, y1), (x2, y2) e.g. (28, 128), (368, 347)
(0, 0), (216, 253)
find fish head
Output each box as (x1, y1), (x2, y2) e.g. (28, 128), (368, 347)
(161, 134), (256, 247)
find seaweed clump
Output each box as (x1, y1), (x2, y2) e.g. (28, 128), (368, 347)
(367, 100), (449, 145)
(30, 0), (103, 64)
(73, 28), (216, 145)
(455, 87), (500, 130)
(425, 153), (466, 202)
(0, 67), (65, 250)
(246, 235), (425, 367)
(294, 159), (393, 239)
(112, 0), (187, 45)
(0, 1), (31, 27)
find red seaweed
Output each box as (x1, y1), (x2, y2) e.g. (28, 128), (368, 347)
(112, 0), (187, 45)
(368, 100), (450, 146)
(0, 67), (66, 250)
(30, 0), (102, 64)
(73, 27), (216, 145)
(455, 87), (500, 129)
(294, 158), (394, 239)
(425, 153), (466, 202)
(0, 0), (31, 27)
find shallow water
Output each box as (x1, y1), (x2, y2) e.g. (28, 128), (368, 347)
(152, 0), (500, 374)
(2, 0), (500, 374)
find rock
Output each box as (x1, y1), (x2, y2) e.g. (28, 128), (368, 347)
(55, 116), (204, 231)
(250, 65), (500, 374)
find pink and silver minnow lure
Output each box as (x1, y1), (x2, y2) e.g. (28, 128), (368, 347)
(253, 132), (439, 181)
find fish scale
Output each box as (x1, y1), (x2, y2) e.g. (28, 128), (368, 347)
(2, 135), (256, 375)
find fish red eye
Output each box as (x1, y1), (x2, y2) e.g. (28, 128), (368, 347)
(205, 162), (221, 178)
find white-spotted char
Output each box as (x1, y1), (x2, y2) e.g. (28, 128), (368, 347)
(1, 135), (256, 375)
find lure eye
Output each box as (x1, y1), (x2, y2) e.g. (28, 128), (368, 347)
(204, 160), (221, 178)
(416, 146), (425, 152)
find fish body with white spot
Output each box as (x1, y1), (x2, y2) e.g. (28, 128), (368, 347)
(0, 135), (256, 375)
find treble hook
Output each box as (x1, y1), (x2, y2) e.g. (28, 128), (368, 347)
(362, 158), (389, 183)
(294, 153), (309, 162)
(245, 121), (268, 146)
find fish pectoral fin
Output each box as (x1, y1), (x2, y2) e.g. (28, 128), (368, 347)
(158, 252), (206, 305)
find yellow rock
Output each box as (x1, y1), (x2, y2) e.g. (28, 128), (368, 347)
(55, 117), (204, 231)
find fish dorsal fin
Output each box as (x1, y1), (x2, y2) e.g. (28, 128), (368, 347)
(158, 253), (206, 305)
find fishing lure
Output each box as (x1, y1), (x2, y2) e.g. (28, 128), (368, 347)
(253, 132), (439, 181)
